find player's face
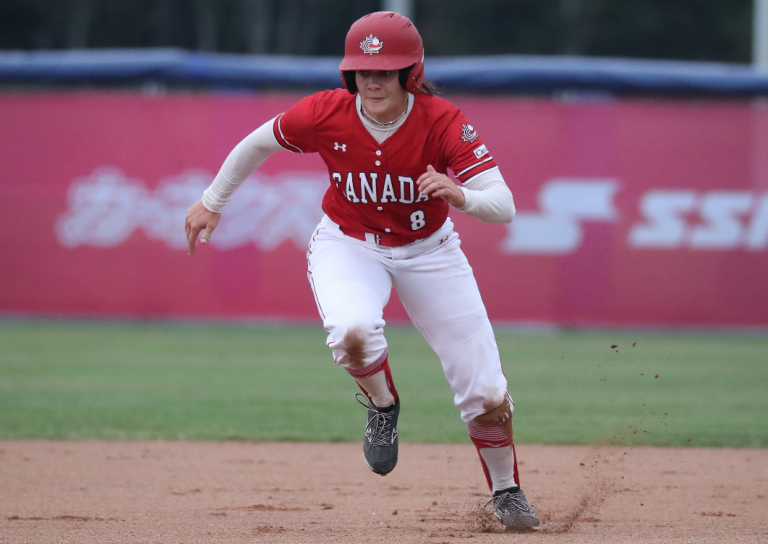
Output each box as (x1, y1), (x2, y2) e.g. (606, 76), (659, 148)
(356, 70), (409, 124)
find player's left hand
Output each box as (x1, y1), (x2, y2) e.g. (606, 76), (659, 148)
(416, 165), (466, 208)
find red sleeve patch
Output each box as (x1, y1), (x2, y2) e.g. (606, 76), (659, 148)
(442, 111), (498, 183)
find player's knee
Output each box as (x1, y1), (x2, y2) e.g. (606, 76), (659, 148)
(339, 326), (367, 369)
(334, 322), (380, 370)
(471, 395), (512, 426)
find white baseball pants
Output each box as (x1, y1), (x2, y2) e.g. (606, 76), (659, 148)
(307, 215), (510, 423)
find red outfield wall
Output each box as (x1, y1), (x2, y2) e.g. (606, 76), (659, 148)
(1, 93), (767, 326)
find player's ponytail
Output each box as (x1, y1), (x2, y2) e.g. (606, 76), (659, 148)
(419, 79), (439, 96)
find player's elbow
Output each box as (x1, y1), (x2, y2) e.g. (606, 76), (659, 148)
(492, 198), (515, 224)
(500, 200), (515, 223)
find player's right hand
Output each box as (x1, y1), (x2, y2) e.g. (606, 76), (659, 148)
(185, 200), (221, 256)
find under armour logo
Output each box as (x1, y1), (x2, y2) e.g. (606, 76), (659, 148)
(334, 142), (347, 152)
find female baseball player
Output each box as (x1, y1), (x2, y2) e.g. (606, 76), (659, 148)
(185, 11), (538, 532)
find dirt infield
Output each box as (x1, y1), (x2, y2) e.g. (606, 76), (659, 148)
(1, 442), (766, 543)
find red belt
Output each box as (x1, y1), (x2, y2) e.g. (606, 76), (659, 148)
(339, 226), (420, 247)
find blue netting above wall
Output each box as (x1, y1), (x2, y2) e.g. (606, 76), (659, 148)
(1, 49), (767, 95)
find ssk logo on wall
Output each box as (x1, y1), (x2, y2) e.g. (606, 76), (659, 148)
(360, 34), (384, 54)
(501, 180), (768, 254)
(502, 179), (619, 254)
(628, 190), (768, 250)
(460, 124), (478, 143)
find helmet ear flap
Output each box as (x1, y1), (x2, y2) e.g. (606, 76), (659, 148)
(401, 62), (424, 93)
(398, 66), (412, 90)
(342, 71), (357, 94)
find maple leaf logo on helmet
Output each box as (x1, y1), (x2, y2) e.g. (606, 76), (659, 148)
(460, 124), (479, 143)
(360, 34), (384, 55)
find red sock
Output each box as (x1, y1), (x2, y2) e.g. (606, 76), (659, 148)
(345, 354), (398, 405)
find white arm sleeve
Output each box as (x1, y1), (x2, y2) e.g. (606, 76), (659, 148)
(451, 166), (516, 224)
(201, 117), (284, 213)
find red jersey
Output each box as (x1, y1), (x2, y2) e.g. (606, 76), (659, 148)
(273, 89), (497, 243)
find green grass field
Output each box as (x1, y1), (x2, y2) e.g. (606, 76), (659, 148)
(1, 320), (766, 447)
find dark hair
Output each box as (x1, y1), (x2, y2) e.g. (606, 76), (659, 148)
(418, 79), (439, 96)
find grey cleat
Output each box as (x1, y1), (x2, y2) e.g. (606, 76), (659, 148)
(355, 393), (399, 475)
(484, 488), (540, 532)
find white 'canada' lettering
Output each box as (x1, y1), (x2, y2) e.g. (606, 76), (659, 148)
(381, 174), (396, 203)
(345, 172), (359, 203)
(398, 176), (414, 204)
(338, 172), (428, 205)
(359, 173), (377, 203)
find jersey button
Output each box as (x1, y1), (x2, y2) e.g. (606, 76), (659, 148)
(375, 160), (381, 166)
(377, 207), (383, 211)
(385, 228), (391, 233)
(375, 150), (382, 156)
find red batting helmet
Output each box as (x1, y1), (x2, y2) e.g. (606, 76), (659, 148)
(339, 11), (425, 94)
